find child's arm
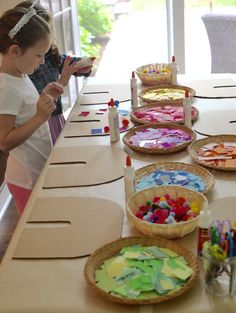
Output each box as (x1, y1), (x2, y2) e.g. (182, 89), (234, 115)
(0, 94), (55, 152)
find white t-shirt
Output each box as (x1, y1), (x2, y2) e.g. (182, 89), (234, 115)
(0, 73), (52, 189)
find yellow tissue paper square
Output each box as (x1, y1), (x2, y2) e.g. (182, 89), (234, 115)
(123, 251), (141, 259)
(160, 248), (179, 257)
(162, 262), (174, 277)
(160, 279), (175, 291)
(106, 259), (127, 278)
(162, 261), (193, 280)
(171, 268), (193, 280)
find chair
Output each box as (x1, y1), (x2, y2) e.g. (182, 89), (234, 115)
(201, 13), (236, 73)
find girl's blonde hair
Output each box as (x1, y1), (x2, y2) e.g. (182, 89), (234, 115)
(0, 1), (50, 54)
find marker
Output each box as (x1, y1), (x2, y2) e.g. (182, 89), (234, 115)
(227, 231), (235, 257)
(223, 232), (229, 256)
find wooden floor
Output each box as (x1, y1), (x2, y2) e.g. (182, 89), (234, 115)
(0, 199), (19, 261)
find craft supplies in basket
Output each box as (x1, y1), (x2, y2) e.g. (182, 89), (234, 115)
(135, 162), (214, 194)
(84, 236), (198, 305)
(138, 84), (196, 104)
(188, 134), (236, 171)
(131, 102), (199, 125)
(127, 185), (208, 239)
(122, 123), (196, 154)
(135, 63), (172, 86)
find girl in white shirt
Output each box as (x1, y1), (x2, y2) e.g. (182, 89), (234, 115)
(0, 2), (65, 214)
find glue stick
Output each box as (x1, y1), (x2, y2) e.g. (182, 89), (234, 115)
(197, 205), (213, 257)
(124, 155), (135, 203)
(183, 89), (192, 128)
(108, 98), (120, 143)
(170, 55), (178, 85)
(130, 71), (138, 109)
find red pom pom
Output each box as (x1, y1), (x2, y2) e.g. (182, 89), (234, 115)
(164, 194), (171, 200)
(122, 118), (129, 127)
(135, 211), (143, 219)
(176, 197), (186, 206)
(139, 205), (147, 212)
(154, 208), (162, 217)
(104, 126), (110, 133)
(153, 196), (160, 203)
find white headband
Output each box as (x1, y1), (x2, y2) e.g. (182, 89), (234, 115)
(8, 7), (37, 39)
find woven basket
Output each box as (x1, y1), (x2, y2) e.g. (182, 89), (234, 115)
(135, 161), (214, 194)
(84, 236), (198, 305)
(127, 185), (208, 239)
(138, 84), (196, 104)
(135, 63), (172, 86)
(188, 134), (236, 171)
(122, 123), (196, 154)
(130, 102), (199, 125)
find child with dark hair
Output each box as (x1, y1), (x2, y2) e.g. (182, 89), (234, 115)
(16, 1), (94, 144)
(0, 2), (72, 214)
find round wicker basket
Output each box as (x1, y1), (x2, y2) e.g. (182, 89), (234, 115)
(135, 63), (172, 86)
(130, 102), (199, 125)
(138, 84), (196, 104)
(188, 134), (236, 171)
(135, 161), (214, 194)
(84, 236), (199, 305)
(122, 123), (196, 154)
(127, 185), (208, 239)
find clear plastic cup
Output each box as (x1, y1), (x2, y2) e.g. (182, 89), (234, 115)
(203, 256), (236, 297)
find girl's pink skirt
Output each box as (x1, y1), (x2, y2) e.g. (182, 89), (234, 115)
(7, 183), (32, 215)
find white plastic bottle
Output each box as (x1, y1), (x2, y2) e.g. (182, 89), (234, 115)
(197, 205), (213, 257)
(108, 98), (120, 143)
(170, 55), (178, 85)
(183, 89), (192, 128)
(124, 155), (135, 203)
(130, 71), (138, 109)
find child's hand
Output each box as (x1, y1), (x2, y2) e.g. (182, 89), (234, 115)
(36, 94), (56, 121)
(58, 56), (79, 86)
(43, 82), (64, 100)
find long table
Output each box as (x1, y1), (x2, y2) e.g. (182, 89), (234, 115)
(1, 75), (236, 313)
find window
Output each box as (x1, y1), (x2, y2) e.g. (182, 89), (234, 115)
(40, 0), (82, 115)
